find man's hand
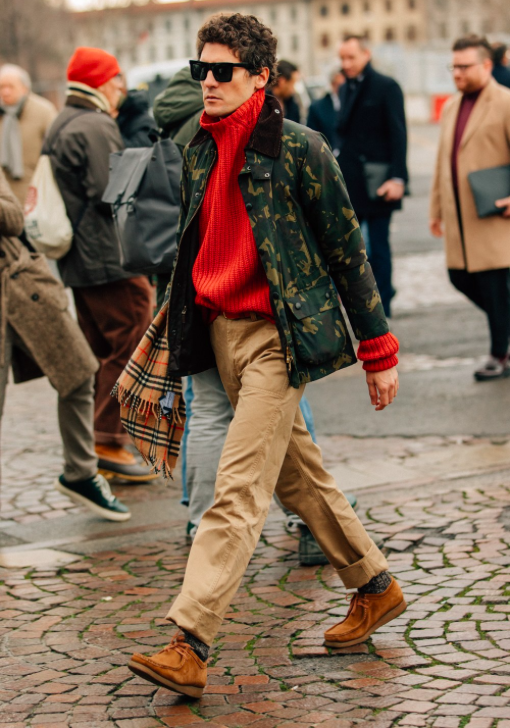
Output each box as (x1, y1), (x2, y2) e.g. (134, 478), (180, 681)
(377, 179), (405, 202)
(495, 196), (510, 218)
(366, 367), (399, 411)
(430, 218), (443, 237)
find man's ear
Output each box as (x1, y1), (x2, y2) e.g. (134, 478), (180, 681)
(254, 67), (270, 90)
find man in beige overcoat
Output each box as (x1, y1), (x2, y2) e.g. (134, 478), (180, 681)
(430, 34), (510, 381)
(0, 64), (56, 205)
(0, 167), (130, 521)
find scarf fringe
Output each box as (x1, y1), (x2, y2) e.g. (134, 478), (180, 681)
(112, 382), (182, 425)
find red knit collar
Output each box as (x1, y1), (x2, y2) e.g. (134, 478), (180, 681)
(200, 89), (265, 140)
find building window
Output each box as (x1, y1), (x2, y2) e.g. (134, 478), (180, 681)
(130, 48), (138, 64)
(270, 8), (277, 22)
(364, 29), (371, 40)
(321, 32), (330, 47)
(438, 21), (447, 38)
(385, 27), (395, 40)
(185, 41), (193, 57)
(184, 16), (190, 29)
(341, 3), (350, 13)
(406, 25), (417, 40)
(149, 46), (157, 62)
(291, 35), (299, 51)
(319, 5), (329, 16)
(461, 20), (470, 33)
(166, 45), (174, 59)
(408, 0), (416, 8)
(290, 6), (297, 21)
(385, 0), (392, 11)
(482, 19), (492, 33)
(363, 1), (371, 12)
(165, 19), (172, 31)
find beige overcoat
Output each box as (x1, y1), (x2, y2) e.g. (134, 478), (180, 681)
(0, 169), (98, 397)
(0, 92), (57, 205)
(430, 79), (510, 272)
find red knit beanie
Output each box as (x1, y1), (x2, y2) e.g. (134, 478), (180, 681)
(67, 47), (121, 89)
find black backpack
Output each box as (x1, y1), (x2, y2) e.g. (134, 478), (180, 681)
(102, 137), (182, 275)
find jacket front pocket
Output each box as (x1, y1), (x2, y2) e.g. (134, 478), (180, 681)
(286, 284), (346, 366)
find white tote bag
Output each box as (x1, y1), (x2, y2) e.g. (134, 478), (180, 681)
(24, 154), (73, 260)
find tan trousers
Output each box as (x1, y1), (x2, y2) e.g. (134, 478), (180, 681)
(166, 317), (388, 645)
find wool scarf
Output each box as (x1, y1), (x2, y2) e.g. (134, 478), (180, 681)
(66, 81), (111, 114)
(192, 89), (273, 321)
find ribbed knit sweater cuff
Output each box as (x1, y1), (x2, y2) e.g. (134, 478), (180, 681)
(357, 332), (399, 372)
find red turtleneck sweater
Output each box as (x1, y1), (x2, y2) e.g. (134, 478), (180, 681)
(192, 89), (273, 322)
(192, 89), (398, 372)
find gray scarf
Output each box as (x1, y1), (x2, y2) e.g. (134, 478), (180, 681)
(0, 96), (27, 180)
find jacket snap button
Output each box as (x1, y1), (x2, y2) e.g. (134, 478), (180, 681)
(272, 292), (279, 300)
(246, 166), (251, 171)
(264, 173), (270, 178)
(295, 302), (302, 310)
(31, 293), (39, 301)
(195, 192), (200, 197)
(11, 272), (19, 279)
(246, 203), (253, 211)
(325, 292), (331, 299)
(274, 109), (281, 114)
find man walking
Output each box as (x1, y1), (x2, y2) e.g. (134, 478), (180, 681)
(128, 14), (405, 698)
(269, 59), (301, 122)
(430, 35), (510, 381)
(50, 47), (156, 481)
(337, 36), (408, 318)
(0, 64), (56, 205)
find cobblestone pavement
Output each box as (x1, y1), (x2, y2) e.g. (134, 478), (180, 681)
(1, 462), (510, 727)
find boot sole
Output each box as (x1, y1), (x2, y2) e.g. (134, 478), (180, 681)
(127, 660), (204, 698)
(324, 598), (407, 648)
(55, 481), (131, 522)
(98, 468), (159, 483)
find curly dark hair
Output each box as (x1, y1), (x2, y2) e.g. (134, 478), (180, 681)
(196, 13), (278, 86)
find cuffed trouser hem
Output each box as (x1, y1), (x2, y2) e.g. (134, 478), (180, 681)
(165, 594), (221, 647)
(336, 541), (389, 590)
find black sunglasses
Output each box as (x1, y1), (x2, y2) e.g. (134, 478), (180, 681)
(189, 60), (256, 83)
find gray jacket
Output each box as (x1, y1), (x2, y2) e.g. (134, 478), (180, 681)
(50, 96), (133, 288)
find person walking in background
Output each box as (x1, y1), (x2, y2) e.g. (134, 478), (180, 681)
(492, 43), (510, 88)
(0, 64), (56, 205)
(306, 68), (344, 158)
(128, 12), (405, 699)
(269, 59), (301, 122)
(0, 167), (130, 521)
(430, 35), (510, 381)
(337, 36), (408, 319)
(49, 47), (156, 482)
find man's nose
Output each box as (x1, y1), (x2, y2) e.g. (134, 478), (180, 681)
(204, 70), (218, 87)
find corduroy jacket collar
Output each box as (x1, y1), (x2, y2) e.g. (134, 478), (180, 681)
(189, 93), (284, 159)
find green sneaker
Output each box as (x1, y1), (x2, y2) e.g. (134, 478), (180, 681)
(55, 474), (131, 522)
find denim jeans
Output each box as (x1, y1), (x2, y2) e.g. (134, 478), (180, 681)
(358, 213), (393, 317)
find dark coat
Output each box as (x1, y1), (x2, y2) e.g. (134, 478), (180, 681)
(49, 97), (133, 288)
(0, 169), (98, 396)
(117, 90), (158, 148)
(165, 95), (388, 388)
(337, 63), (408, 216)
(493, 64), (510, 89)
(306, 93), (341, 155)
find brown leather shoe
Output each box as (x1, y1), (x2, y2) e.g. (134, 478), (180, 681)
(324, 577), (406, 648)
(95, 445), (159, 483)
(128, 634), (207, 698)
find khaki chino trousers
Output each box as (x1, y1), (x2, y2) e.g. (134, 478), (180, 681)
(167, 317), (388, 645)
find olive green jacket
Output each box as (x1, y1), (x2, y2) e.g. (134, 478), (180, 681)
(166, 94), (388, 387)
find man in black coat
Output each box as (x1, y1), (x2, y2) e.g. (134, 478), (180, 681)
(337, 36), (408, 317)
(306, 69), (344, 158)
(492, 43), (510, 89)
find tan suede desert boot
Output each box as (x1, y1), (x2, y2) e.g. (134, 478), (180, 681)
(128, 634), (207, 698)
(324, 577), (406, 648)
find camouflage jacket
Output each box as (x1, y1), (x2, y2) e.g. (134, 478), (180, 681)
(166, 94), (388, 388)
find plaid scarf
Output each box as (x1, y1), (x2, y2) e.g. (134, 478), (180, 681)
(111, 302), (185, 478)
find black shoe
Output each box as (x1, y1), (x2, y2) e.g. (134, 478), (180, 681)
(55, 474), (131, 522)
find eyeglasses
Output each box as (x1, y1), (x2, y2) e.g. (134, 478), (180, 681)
(447, 63), (482, 72)
(189, 60), (256, 83)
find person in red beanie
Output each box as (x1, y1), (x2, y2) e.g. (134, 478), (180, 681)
(47, 47), (156, 483)
(127, 14), (406, 698)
